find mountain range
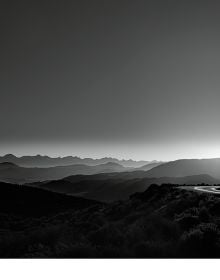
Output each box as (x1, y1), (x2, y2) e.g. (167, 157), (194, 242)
(0, 161), (130, 184)
(1, 156), (220, 201)
(0, 154), (160, 168)
(32, 173), (219, 202)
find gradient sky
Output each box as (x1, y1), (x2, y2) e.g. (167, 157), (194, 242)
(1, 0), (220, 160)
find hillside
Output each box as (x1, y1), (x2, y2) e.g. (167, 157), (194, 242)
(33, 174), (219, 202)
(144, 158), (220, 179)
(137, 161), (163, 171)
(0, 162), (129, 184)
(0, 181), (100, 217)
(1, 183), (220, 257)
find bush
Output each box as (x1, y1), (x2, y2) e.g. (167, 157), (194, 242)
(180, 223), (220, 257)
(133, 240), (176, 258)
(175, 215), (199, 230)
(28, 225), (63, 248)
(88, 224), (124, 247)
(140, 214), (180, 242)
(54, 242), (97, 258)
(199, 207), (210, 222)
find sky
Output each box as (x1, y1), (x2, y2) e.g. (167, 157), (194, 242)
(1, 0), (220, 161)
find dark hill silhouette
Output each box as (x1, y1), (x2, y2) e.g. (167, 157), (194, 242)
(1, 183), (220, 257)
(0, 181), (100, 217)
(144, 158), (220, 179)
(33, 174), (219, 202)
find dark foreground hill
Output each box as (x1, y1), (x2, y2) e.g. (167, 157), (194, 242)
(0, 182), (100, 217)
(1, 183), (220, 257)
(34, 174), (220, 202)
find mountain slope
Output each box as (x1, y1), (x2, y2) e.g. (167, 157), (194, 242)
(0, 162), (129, 184)
(144, 158), (220, 179)
(137, 161), (163, 171)
(34, 174), (219, 202)
(1, 182), (220, 257)
(0, 181), (100, 217)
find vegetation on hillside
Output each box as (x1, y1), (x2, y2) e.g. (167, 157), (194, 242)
(0, 183), (220, 257)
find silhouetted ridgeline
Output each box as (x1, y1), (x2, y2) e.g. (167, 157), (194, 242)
(0, 160), (163, 184)
(2, 157), (220, 185)
(0, 154), (158, 168)
(1, 182), (220, 257)
(0, 161), (129, 184)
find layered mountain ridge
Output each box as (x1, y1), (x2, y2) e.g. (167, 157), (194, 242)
(0, 154), (160, 168)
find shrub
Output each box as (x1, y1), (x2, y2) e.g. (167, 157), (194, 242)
(88, 224), (124, 247)
(133, 240), (176, 258)
(54, 242), (97, 258)
(180, 223), (220, 257)
(140, 214), (180, 242)
(199, 207), (210, 222)
(175, 214), (199, 230)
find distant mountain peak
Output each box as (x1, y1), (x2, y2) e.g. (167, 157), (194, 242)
(3, 154), (17, 159)
(0, 154), (152, 168)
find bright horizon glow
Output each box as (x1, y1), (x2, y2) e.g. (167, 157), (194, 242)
(1, 141), (220, 162)
(2, 1), (220, 166)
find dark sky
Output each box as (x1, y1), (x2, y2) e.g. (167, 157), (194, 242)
(1, 0), (220, 160)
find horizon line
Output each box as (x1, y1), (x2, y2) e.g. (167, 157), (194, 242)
(1, 153), (220, 162)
